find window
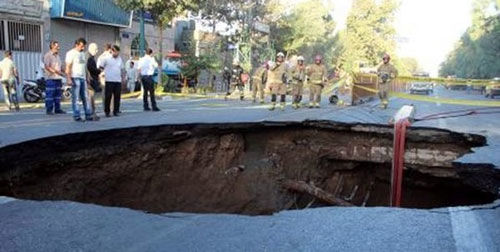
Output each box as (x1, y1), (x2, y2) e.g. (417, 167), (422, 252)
(7, 21), (41, 52)
(0, 21), (5, 51)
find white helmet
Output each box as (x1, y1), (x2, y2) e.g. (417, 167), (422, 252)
(276, 52), (285, 58)
(297, 56), (304, 61)
(232, 59), (240, 65)
(267, 60), (276, 69)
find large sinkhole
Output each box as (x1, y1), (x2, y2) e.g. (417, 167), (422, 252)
(1, 121), (499, 215)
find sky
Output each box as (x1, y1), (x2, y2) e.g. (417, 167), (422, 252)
(288, 0), (475, 76)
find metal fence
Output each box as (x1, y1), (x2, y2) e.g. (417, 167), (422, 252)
(6, 21), (42, 52)
(0, 20), (42, 102)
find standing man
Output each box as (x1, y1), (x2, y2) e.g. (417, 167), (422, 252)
(43, 41), (66, 115)
(137, 48), (160, 111)
(307, 55), (327, 108)
(126, 61), (138, 93)
(222, 67), (231, 95)
(99, 45), (125, 117)
(0, 51), (20, 111)
(97, 44), (112, 71)
(66, 38), (93, 122)
(290, 56), (306, 109)
(225, 60), (245, 101)
(251, 61), (268, 104)
(267, 52), (288, 111)
(376, 53), (398, 109)
(86, 43), (102, 121)
(97, 44), (112, 108)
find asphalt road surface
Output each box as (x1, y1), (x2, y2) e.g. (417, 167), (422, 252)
(1, 86), (499, 251)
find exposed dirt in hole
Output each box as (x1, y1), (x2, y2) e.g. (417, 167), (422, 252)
(0, 121), (499, 215)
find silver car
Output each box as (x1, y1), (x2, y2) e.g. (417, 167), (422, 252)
(409, 82), (433, 95)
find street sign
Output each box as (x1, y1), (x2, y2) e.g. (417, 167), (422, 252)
(253, 22), (270, 34)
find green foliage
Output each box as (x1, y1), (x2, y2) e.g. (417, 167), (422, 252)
(439, 0), (500, 78)
(335, 0), (399, 72)
(267, 0), (336, 66)
(181, 51), (220, 80)
(400, 57), (421, 75)
(114, 0), (199, 26)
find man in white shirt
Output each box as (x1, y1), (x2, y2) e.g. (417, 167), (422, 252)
(0, 51), (19, 111)
(99, 45), (125, 117)
(137, 48), (160, 111)
(97, 44), (112, 109)
(126, 61), (137, 93)
(66, 38), (93, 122)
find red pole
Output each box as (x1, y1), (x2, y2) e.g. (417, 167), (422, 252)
(391, 119), (411, 207)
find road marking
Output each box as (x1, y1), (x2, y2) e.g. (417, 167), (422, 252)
(449, 207), (491, 252)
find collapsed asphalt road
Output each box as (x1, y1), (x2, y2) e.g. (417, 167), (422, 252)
(0, 120), (499, 215)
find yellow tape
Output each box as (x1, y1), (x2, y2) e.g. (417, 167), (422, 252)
(396, 76), (496, 86)
(390, 92), (500, 107)
(353, 84), (379, 93)
(353, 84), (500, 107)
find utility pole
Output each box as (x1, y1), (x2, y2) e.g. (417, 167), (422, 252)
(139, 10), (145, 57)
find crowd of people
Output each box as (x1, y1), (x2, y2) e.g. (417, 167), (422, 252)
(225, 52), (334, 111)
(225, 51), (397, 110)
(1, 44), (399, 117)
(0, 38), (161, 121)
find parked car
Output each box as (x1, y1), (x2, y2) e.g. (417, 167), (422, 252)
(409, 82), (433, 95)
(485, 77), (500, 99)
(467, 82), (487, 94)
(444, 75), (467, 90)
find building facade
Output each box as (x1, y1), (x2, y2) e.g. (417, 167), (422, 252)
(121, 12), (175, 60)
(0, 0), (175, 102)
(0, 0), (47, 100)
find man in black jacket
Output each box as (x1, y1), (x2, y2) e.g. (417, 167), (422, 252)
(225, 60), (245, 101)
(86, 43), (102, 120)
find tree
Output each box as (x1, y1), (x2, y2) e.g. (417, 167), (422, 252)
(400, 57), (421, 74)
(335, 0), (400, 72)
(114, 0), (200, 85)
(263, 0), (337, 68)
(439, 0), (500, 78)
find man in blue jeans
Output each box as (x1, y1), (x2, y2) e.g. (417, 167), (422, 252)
(65, 38), (93, 122)
(43, 41), (66, 115)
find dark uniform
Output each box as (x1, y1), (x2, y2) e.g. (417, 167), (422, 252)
(226, 64), (245, 101)
(223, 67), (231, 93)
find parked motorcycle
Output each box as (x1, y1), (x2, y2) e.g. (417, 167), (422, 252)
(22, 74), (71, 103)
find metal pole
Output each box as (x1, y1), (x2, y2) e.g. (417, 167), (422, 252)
(139, 10), (145, 57)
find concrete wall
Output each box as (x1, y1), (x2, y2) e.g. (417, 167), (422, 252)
(0, 0), (46, 101)
(50, 19), (119, 58)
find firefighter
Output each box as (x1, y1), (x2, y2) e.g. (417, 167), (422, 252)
(290, 55), (306, 109)
(225, 60), (245, 101)
(267, 52), (288, 111)
(307, 55), (327, 108)
(252, 61), (268, 104)
(222, 66), (231, 96)
(376, 53), (398, 109)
